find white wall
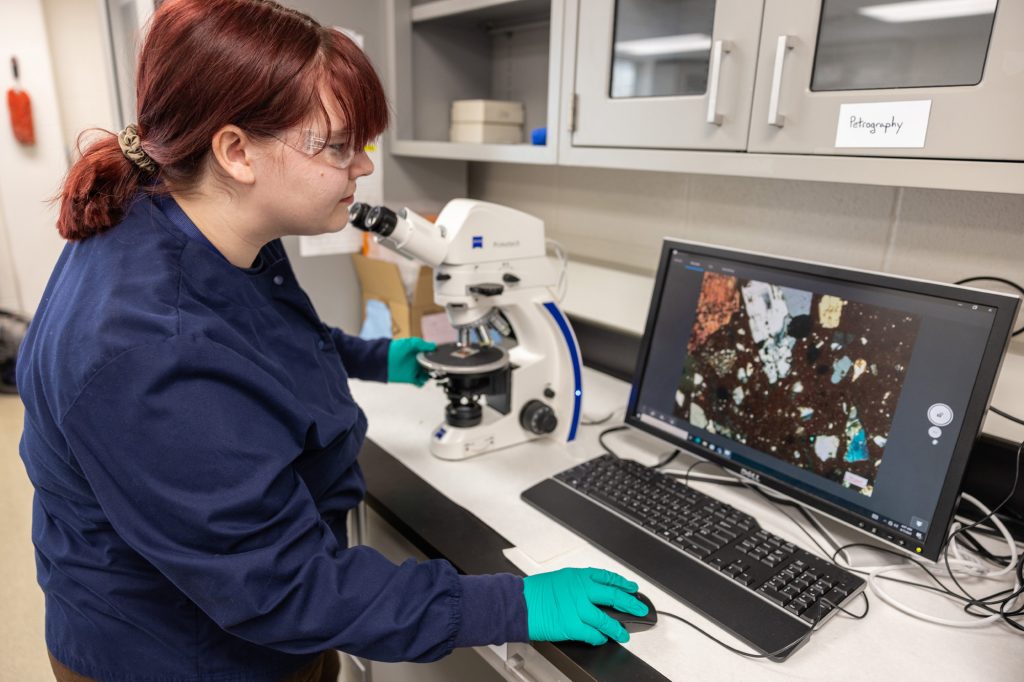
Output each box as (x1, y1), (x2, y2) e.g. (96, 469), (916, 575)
(0, 0), (70, 314)
(0, 192), (20, 311)
(42, 0), (118, 159)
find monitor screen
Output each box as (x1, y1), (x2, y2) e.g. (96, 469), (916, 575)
(627, 240), (1019, 561)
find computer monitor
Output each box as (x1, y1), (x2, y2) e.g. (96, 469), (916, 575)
(626, 240), (1019, 561)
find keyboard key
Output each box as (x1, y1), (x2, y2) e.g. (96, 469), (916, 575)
(683, 544), (711, 559)
(712, 532), (734, 546)
(759, 587), (788, 605)
(821, 588), (847, 608)
(802, 601), (834, 623)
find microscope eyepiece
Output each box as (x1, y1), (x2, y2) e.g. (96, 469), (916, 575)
(365, 205), (399, 237)
(348, 202), (371, 230)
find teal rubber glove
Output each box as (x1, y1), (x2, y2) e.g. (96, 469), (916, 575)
(387, 337), (436, 386)
(523, 567), (649, 646)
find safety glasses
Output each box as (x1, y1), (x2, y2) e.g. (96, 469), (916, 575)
(278, 129), (374, 170)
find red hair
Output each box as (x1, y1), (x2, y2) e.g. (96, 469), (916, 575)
(56, 0), (389, 240)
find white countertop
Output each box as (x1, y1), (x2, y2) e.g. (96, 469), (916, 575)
(351, 367), (1024, 681)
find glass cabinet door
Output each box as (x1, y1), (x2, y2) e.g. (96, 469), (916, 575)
(572, 0), (764, 151)
(748, 0), (1024, 161)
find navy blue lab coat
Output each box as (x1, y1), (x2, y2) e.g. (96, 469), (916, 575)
(17, 193), (528, 681)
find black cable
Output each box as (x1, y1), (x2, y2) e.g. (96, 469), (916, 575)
(581, 410), (618, 426)
(652, 449), (681, 469)
(941, 435), (1022, 624)
(816, 435), (1023, 632)
(654, 593), (868, 661)
(828, 542), (985, 604)
(957, 530), (1013, 567)
(796, 505), (850, 564)
(663, 471), (746, 488)
(597, 425), (629, 458)
(598, 426), (678, 468)
(679, 458), (723, 486)
(991, 406), (1024, 427)
(954, 276), (1024, 336)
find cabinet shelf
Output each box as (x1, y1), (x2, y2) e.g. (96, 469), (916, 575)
(411, 0), (549, 24)
(391, 139), (556, 164)
(387, 0), (563, 158)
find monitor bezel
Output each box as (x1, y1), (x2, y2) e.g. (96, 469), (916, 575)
(625, 238), (1020, 562)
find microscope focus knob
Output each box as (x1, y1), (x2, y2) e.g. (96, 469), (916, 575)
(520, 400), (557, 435)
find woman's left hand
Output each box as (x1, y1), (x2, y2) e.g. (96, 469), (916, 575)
(387, 337), (436, 386)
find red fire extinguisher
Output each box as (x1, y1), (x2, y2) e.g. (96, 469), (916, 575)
(7, 56), (36, 146)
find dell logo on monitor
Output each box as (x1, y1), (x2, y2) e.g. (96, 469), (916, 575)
(739, 468), (761, 483)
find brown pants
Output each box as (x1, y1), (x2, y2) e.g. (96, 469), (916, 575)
(48, 649), (341, 682)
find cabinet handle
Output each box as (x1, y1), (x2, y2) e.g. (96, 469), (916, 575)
(705, 39), (732, 126)
(767, 35), (793, 128)
(505, 653), (538, 682)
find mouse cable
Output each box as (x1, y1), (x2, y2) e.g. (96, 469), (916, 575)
(954, 276), (1023, 336)
(655, 592), (868, 662)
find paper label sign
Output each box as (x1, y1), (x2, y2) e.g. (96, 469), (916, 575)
(298, 228), (363, 257)
(834, 100), (931, 149)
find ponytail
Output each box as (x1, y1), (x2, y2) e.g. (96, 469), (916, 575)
(56, 131), (154, 241)
(55, 0), (389, 242)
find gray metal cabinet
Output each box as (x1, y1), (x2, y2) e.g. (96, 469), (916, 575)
(571, 0), (764, 151)
(747, 0), (1024, 161)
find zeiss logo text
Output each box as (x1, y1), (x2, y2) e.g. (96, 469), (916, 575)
(472, 236), (483, 249)
(739, 468), (761, 483)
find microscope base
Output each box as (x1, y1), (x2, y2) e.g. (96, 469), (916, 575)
(429, 419), (546, 460)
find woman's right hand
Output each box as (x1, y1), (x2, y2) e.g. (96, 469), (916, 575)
(522, 567), (649, 645)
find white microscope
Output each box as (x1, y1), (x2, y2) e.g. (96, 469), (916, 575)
(349, 199), (582, 460)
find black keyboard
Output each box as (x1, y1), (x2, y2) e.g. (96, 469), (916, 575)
(522, 454), (865, 659)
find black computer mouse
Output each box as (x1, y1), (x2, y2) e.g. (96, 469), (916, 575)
(598, 591), (658, 633)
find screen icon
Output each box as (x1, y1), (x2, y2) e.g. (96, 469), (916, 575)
(927, 403), (954, 427)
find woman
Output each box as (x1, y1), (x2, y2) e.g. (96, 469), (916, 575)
(17, 1), (648, 680)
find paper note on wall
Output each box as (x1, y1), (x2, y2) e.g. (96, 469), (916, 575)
(298, 228), (363, 257)
(834, 100), (931, 149)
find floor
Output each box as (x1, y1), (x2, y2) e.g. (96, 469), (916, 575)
(0, 394), (50, 681)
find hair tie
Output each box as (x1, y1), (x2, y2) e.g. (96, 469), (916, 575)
(117, 124), (158, 174)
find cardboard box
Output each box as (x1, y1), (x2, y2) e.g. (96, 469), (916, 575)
(351, 254), (444, 338)
(451, 99), (524, 124)
(449, 122), (523, 144)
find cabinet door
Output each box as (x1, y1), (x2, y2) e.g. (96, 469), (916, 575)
(748, 0), (1024, 160)
(571, 0), (764, 151)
